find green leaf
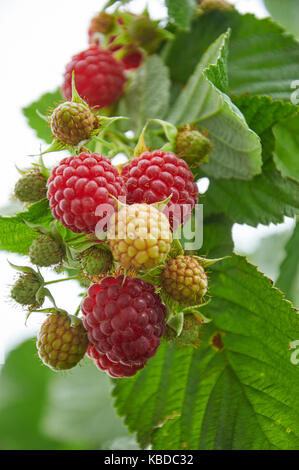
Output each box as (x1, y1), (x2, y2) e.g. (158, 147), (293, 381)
(167, 31), (262, 180)
(0, 199), (53, 254)
(41, 358), (135, 449)
(0, 340), (69, 449)
(0, 340), (136, 450)
(113, 255), (299, 450)
(166, 0), (196, 30)
(273, 113), (299, 180)
(164, 10), (299, 101)
(204, 95), (299, 226)
(264, 0), (299, 39)
(117, 55), (170, 135)
(276, 221), (299, 304)
(23, 89), (62, 144)
(200, 214), (233, 258)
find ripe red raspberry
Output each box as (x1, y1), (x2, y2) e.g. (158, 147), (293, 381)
(87, 344), (144, 378)
(62, 46), (126, 108)
(81, 276), (166, 377)
(47, 152), (126, 234)
(121, 150), (198, 229)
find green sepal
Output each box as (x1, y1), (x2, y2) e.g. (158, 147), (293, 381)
(36, 109), (49, 123)
(139, 264), (165, 287)
(23, 219), (66, 256)
(69, 239), (110, 254)
(71, 71), (89, 106)
(29, 307), (68, 316)
(191, 255), (229, 267)
(39, 139), (68, 156)
(7, 261), (44, 283)
(166, 311), (184, 336)
(151, 119), (178, 146)
(134, 121), (150, 157)
(182, 300), (212, 323)
(168, 238), (184, 259)
(151, 193), (173, 212)
(94, 116), (129, 138)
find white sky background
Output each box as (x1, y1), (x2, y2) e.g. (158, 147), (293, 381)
(0, 0), (293, 362)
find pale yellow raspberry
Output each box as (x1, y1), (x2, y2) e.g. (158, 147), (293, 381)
(107, 203), (172, 270)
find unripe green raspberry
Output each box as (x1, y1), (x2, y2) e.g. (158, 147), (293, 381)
(198, 0), (234, 12)
(175, 125), (212, 166)
(14, 170), (47, 203)
(90, 11), (114, 35)
(108, 203), (172, 271)
(50, 101), (98, 146)
(29, 235), (64, 267)
(128, 16), (158, 46)
(80, 245), (113, 277)
(11, 273), (44, 306)
(162, 255), (208, 305)
(37, 313), (88, 371)
(165, 314), (202, 348)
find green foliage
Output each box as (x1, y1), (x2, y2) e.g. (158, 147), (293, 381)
(165, 10), (299, 100)
(165, 0), (196, 30)
(273, 113), (299, 180)
(113, 255), (299, 450)
(117, 55), (170, 134)
(0, 340), (136, 450)
(167, 31), (262, 180)
(276, 221), (299, 305)
(204, 95), (299, 226)
(23, 89), (62, 144)
(264, 0), (299, 39)
(4, 1), (299, 451)
(0, 200), (53, 255)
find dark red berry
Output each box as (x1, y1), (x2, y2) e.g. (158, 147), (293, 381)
(122, 49), (143, 70)
(87, 344), (144, 378)
(47, 152), (126, 234)
(81, 276), (166, 377)
(62, 46), (126, 108)
(108, 36), (143, 70)
(121, 150), (198, 229)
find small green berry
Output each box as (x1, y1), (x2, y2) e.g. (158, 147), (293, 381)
(175, 125), (212, 166)
(11, 273), (44, 307)
(80, 245), (113, 277)
(29, 235), (63, 267)
(37, 313), (88, 371)
(50, 101), (98, 146)
(14, 170), (47, 203)
(162, 255), (208, 306)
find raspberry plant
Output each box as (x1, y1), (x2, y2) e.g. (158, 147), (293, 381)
(2, 0), (299, 451)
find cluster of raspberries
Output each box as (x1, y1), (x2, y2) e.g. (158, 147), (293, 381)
(47, 151), (198, 234)
(10, 9), (209, 380)
(45, 148), (200, 377)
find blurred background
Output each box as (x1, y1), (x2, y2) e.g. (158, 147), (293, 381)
(0, 0), (298, 450)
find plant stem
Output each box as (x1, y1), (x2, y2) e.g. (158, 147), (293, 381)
(44, 276), (79, 286)
(66, 234), (86, 243)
